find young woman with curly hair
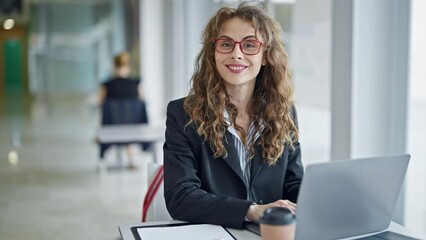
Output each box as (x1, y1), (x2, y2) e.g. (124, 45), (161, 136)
(163, 0), (303, 228)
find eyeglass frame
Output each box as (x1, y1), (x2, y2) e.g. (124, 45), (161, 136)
(213, 38), (264, 55)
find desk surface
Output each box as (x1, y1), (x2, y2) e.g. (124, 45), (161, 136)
(119, 221), (425, 240)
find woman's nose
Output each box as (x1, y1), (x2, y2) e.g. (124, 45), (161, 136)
(231, 43), (243, 59)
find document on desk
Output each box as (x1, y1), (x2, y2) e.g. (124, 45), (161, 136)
(137, 223), (235, 240)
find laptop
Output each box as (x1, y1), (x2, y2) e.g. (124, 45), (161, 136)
(245, 154), (414, 240)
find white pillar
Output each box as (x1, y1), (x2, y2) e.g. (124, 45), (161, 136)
(352, 0), (410, 159)
(140, 0), (219, 123)
(164, 0), (220, 103)
(331, 0), (353, 161)
(140, 0), (166, 124)
(331, 0), (410, 224)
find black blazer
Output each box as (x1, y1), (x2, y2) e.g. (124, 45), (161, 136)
(163, 98), (304, 229)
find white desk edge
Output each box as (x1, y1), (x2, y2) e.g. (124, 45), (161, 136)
(119, 220), (426, 240)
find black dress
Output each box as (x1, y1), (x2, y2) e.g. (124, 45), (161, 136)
(99, 77), (150, 158)
(102, 77), (140, 99)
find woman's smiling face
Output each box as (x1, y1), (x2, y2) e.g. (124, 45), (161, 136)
(215, 17), (266, 89)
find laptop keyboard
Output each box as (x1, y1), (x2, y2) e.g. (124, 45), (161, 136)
(243, 222), (261, 235)
(243, 222), (421, 240)
(357, 231), (421, 240)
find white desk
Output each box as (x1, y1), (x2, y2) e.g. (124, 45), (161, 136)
(119, 221), (425, 240)
(97, 124), (165, 164)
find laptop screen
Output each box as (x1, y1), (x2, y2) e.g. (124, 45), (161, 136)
(294, 154), (410, 240)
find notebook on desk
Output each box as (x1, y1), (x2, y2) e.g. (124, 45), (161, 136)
(131, 222), (236, 240)
(245, 154), (417, 240)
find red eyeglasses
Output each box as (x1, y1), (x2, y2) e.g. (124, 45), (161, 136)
(213, 38), (264, 55)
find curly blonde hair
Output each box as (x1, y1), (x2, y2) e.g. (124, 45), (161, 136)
(184, 1), (298, 165)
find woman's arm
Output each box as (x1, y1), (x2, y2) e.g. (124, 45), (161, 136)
(283, 141), (303, 202)
(137, 81), (145, 100)
(97, 85), (106, 105)
(246, 199), (297, 221)
(282, 106), (304, 202)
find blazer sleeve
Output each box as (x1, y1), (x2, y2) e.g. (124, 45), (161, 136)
(163, 100), (252, 229)
(282, 106), (304, 202)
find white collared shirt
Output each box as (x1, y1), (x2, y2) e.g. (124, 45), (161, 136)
(224, 110), (262, 201)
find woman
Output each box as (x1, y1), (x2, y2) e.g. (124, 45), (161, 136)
(163, 1), (303, 229)
(98, 51), (146, 169)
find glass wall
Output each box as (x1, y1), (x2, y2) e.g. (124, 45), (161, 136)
(285, 0), (331, 166)
(27, 0), (124, 97)
(406, 0), (426, 235)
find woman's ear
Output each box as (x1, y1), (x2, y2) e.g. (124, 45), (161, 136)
(262, 55), (267, 66)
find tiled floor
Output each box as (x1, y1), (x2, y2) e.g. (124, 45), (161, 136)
(0, 95), (150, 240)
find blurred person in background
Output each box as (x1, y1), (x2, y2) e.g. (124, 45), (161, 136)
(98, 51), (147, 169)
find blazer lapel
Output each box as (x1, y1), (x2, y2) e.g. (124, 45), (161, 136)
(222, 131), (245, 182)
(250, 143), (265, 184)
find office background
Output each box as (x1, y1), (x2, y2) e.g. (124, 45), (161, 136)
(0, 0), (425, 239)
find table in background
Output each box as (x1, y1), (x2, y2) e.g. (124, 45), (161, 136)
(97, 124), (165, 164)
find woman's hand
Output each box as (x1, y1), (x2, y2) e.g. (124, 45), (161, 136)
(246, 199), (297, 222)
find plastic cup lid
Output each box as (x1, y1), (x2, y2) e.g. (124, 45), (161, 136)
(259, 207), (297, 225)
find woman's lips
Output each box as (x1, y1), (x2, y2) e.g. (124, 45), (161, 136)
(226, 64), (248, 73)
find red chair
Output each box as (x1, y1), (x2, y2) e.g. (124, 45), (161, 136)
(142, 164), (172, 222)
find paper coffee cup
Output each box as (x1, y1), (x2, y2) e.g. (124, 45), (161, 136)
(259, 207), (296, 240)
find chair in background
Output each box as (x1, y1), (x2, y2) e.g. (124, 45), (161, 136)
(142, 163), (172, 222)
(99, 99), (151, 168)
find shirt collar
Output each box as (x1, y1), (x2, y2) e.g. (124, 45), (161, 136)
(223, 109), (231, 126)
(223, 109), (265, 132)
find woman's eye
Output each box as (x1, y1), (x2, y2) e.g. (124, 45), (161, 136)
(243, 41), (257, 48)
(221, 41), (233, 48)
